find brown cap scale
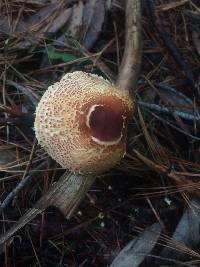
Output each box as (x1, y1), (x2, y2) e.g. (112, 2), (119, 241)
(34, 71), (134, 174)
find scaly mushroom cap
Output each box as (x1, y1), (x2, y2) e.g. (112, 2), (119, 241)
(34, 71), (134, 174)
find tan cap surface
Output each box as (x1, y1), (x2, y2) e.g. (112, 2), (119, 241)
(34, 71), (133, 174)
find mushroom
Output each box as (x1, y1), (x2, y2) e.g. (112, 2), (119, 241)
(34, 71), (133, 175)
(0, 0), (142, 247)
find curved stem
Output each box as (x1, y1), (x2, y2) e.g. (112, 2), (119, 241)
(116, 0), (142, 92)
(35, 172), (95, 218)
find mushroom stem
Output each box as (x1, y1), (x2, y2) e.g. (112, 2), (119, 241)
(116, 0), (142, 92)
(36, 172), (96, 218)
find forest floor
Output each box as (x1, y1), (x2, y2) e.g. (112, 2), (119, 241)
(0, 0), (200, 266)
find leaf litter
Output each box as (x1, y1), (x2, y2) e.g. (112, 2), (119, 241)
(0, 0), (200, 266)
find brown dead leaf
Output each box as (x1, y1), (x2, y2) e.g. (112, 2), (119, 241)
(0, 1), (72, 48)
(161, 198), (200, 261)
(48, 8), (72, 33)
(67, 1), (84, 39)
(111, 223), (161, 267)
(0, 2), (61, 34)
(82, 0), (105, 49)
(1, 0), (106, 49)
(66, 0), (105, 49)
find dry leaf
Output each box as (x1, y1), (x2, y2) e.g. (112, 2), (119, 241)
(0, 2), (72, 48)
(67, 1), (84, 38)
(82, 0), (105, 49)
(110, 223), (161, 267)
(161, 198), (200, 260)
(0, 0), (106, 49)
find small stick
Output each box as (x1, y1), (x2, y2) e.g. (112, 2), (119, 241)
(138, 101), (200, 122)
(148, 111), (200, 141)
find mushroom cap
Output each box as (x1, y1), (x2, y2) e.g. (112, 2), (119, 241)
(34, 71), (134, 174)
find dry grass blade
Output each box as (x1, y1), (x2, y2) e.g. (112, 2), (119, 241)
(156, 0), (190, 12)
(138, 101), (200, 122)
(132, 149), (200, 197)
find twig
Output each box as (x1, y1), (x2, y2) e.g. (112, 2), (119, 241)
(138, 101), (200, 122)
(133, 149), (191, 189)
(148, 111), (200, 141)
(156, 83), (193, 106)
(156, 0), (190, 12)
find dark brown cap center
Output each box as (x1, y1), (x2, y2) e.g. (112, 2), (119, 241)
(88, 105), (124, 143)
